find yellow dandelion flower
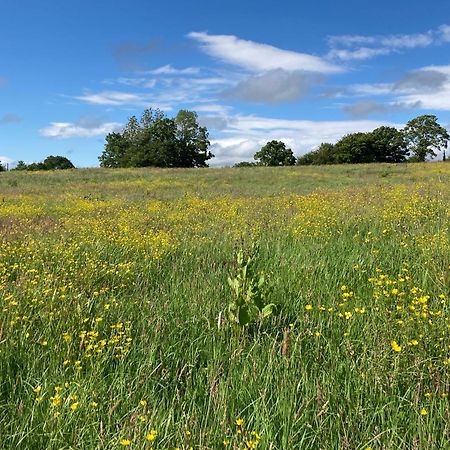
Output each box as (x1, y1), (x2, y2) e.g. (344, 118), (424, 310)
(146, 430), (157, 442)
(120, 439), (131, 446)
(236, 418), (244, 426)
(305, 304), (312, 311)
(420, 408), (428, 416)
(391, 341), (402, 352)
(70, 402), (78, 411)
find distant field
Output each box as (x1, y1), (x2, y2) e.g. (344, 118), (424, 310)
(1, 163), (449, 449)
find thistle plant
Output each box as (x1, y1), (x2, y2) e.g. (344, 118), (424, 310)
(227, 242), (274, 328)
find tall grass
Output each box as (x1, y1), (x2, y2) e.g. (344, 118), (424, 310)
(0, 163), (449, 449)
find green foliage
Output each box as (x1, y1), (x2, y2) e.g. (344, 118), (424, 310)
(14, 160), (28, 171)
(371, 126), (408, 162)
(403, 114), (449, 161)
(233, 161), (259, 168)
(0, 162), (5, 172)
(296, 142), (335, 165)
(99, 108), (213, 168)
(254, 140), (296, 166)
(298, 126), (408, 165)
(227, 242), (274, 328)
(42, 155), (75, 170)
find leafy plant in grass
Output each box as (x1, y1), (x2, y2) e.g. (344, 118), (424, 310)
(227, 241), (275, 329)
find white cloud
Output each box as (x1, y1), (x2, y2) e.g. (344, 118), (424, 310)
(74, 90), (173, 110)
(188, 31), (342, 74)
(328, 47), (390, 61)
(40, 121), (122, 139)
(192, 104), (230, 113)
(380, 33), (433, 49)
(439, 24), (450, 42)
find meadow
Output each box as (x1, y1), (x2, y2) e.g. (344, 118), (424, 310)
(0, 162), (449, 449)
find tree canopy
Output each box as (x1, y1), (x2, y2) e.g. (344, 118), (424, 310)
(99, 109), (213, 168)
(254, 140), (296, 166)
(402, 115), (449, 162)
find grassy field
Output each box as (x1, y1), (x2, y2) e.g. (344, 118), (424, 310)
(0, 162), (449, 449)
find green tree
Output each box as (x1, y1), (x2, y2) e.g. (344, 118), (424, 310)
(0, 161), (5, 172)
(254, 140), (296, 166)
(42, 155), (75, 170)
(402, 115), (449, 162)
(99, 109), (213, 168)
(371, 126), (408, 162)
(14, 160), (28, 170)
(296, 143), (336, 165)
(175, 110), (212, 167)
(129, 118), (179, 167)
(332, 132), (375, 164)
(98, 133), (130, 168)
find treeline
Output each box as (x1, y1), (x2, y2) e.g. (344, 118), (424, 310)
(12, 155), (75, 171)
(298, 115), (449, 165)
(99, 109), (213, 168)
(234, 115), (449, 167)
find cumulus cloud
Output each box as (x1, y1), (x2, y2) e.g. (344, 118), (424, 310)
(40, 118), (122, 139)
(0, 113), (22, 124)
(188, 31), (342, 73)
(223, 69), (324, 103)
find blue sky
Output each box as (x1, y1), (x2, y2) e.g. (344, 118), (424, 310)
(1, 0), (450, 167)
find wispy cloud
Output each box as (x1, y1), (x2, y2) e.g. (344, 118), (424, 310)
(40, 118), (122, 139)
(73, 90), (174, 110)
(327, 25), (448, 61)
(188, 31), (342, 73)
(327, 47), (390, 61)
(145, 64), (200, 75)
